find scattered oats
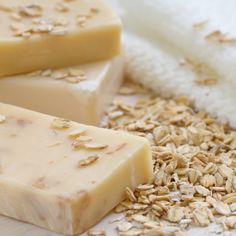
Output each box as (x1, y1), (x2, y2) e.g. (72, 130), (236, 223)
(68, 128), (86, 139)
(215, 172), (224, 187)
(65, 76), (81, 84)
(84, 143), (108, 150)
(105, 143), (127, 155)
(10, 22), (24, 31)
(218, 164), (233, 178)
(87, 229), (105, 236)
(69, 68), (86, 77)
(230, 203), (236, 211)
(116, 221), (133, 232)
(153, 126), (169, 145)
(189, 201), (209, 209)
(51, 70), (68, 80)
(28, 23), (51, 33)
(194, 78), (218, 86)
(51, 118), (70, 129)
(180, 218), (192, 225)
(169, 191), (181, 202)
(125, 187), (137, 202)
(114, 204), (127, 213)
(0, 115), (6, 124)
(50, 26), (68, 35)
(72, 140), (85, 149)
(188, 169), (202, 184)
(78, 155), (100, 167)
(167, 206), (185, 223)
(77, 16), (86, 27)
(55, 2), (70, 12)
(39, 69), (52, 77)
(195, 185), (211, 196)
(206, 196), (217, 206)
(53, 17), (69, 27)
(15, 30), (32, 38)
(200, 174), (216, 188)
(205, 30), (223, 41)
(211, 186), (226, 192)
(109, 215), (124, 224)
(77, 13), (91, 27)
(108, 111), (124, 120)
(18, 4), (43, 17)
(132, 203), (148, 210)
(136, 184), (154, 191)
(179, 183), (195, 196)
(132, 214), (149, 223)
(205, 30), (236, 44)
(10, 12), (22, 21)
(75, 135), (93, 142)
(32, 177), (46, 189)
(213, 201), (231, 216)
(193, 207), (212, 226)
(225, 216), (236, 229)
(26, 70), (42, 76)
(143, 221), (160, 229)
(90, 7), (99, 14)
(203, 162), (218, 174)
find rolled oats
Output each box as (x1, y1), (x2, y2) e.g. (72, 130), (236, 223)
(102, 82), (236, 235)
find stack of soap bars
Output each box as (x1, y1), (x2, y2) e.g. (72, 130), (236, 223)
(0, 0), (153, 235)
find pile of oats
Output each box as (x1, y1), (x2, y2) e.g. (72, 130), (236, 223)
(101, 82), (236, 236)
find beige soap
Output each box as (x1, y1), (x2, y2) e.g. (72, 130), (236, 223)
(0, 0), (121, 76)
(0, 103), (153, 235)
(0, 55), (124, 125)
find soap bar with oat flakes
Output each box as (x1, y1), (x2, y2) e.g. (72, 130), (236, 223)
(0, 0), (121, 76)
(0, 55), (124, 125)
(0, 103), (153, 235)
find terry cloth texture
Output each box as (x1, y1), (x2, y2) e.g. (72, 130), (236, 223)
(108, 0), (236, 127)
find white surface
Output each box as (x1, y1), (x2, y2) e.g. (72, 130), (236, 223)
(0, 213), (235, 236)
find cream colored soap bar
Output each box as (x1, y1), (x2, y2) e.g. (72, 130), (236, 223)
(0, 0), (121, 76)
(0, 103), (153, 235)
(0, 55), (124, 125)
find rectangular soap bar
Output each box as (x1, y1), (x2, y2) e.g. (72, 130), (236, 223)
(0, 55), (124, 125)
(0, 103), (153, 235)
(0, 0), (121, 76)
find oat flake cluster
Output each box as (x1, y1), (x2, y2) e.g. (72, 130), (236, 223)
(100, 82), (236, 236)
(0, 0), (99, 38)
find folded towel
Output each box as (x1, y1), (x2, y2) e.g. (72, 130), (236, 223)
(121, 0), (236, 88)
(108, 0), (236, 127)
(124, 33), (236, 128)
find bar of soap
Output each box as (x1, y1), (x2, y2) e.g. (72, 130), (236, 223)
(0, 0), (121, 77)
(0, 103), (153, 235)
(0, 55), (124, 125)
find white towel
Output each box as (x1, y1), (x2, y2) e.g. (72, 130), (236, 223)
(108, 0), (236, 128)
